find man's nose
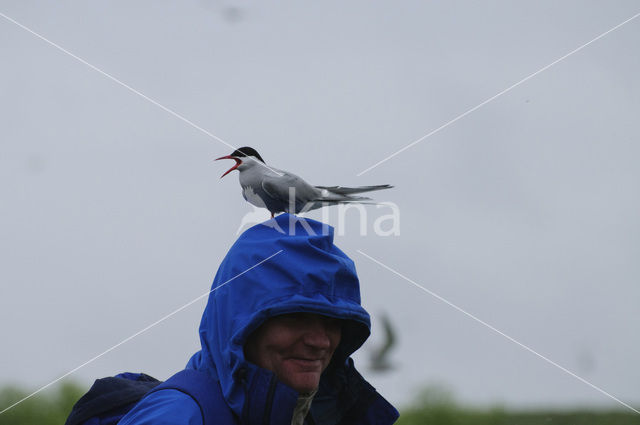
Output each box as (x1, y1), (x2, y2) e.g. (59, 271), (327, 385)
(302, 319), (332, 349)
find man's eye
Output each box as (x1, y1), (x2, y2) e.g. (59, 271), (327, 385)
(318, 316), (340, 329)
(325, 319), (341, 330)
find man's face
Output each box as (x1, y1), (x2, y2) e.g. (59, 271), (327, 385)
(244, 313), (342, 393)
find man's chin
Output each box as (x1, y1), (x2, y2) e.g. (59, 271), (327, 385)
(283, 371), (322, 393)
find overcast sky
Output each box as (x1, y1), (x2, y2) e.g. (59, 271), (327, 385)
(1, 0), (639, 412)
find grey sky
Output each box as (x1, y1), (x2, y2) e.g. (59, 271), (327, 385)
(1, 0), (639, 411)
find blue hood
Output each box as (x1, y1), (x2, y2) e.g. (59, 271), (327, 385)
(186, 214), (371, 417)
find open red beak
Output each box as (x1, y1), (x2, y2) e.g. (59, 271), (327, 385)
(215, 155), (242, 178)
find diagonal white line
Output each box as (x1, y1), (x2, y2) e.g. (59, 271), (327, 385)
(357, 10), (640, 176)
(0, 249), (283, 415)
(0, 12), (233, 148)
(0, 11), (283, 177)
(357, 249), (640, 414)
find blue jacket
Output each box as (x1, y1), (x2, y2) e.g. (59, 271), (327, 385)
(119, 214), (399, 425)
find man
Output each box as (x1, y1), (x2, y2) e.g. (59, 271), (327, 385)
(119, 214), (398, 424)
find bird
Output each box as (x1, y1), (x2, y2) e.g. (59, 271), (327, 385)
(368, 312), (397, 373)
(216, 147), (393, 218)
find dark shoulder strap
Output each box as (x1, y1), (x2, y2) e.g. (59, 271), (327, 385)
(147, 369), (236, 425)
(65, 374), (161, 425)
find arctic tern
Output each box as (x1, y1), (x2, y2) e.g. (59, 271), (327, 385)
(216, 147), (392, 217)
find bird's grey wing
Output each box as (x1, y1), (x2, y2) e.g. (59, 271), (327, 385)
(261, 172), (320, 205)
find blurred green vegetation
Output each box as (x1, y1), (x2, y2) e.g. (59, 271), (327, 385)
(0, 381), (84, 425)
(397, 386), (640, 425)
(0, 381), (638, 424)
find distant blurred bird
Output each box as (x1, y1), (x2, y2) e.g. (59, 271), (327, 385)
(216, 147), (393, 217)
(369, 312), (397, 373)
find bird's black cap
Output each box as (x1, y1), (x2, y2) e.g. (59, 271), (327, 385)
(231, 147), (265, 163)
